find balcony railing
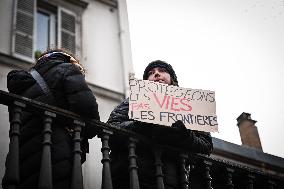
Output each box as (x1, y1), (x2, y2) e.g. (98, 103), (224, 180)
(0, 90), (283, 189)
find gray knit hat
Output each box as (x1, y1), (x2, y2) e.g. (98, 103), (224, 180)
(143, 60), (178, 86)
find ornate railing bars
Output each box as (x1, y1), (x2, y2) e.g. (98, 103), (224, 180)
(128, 137), (140, 189)
(247, 174), (255, 189)
(101, 129), (113, 189)
(203, 160), (213, 189)
(0, 90), (284, 189)
(5, 101), (25, 189)
(225, 167), (234, 189)
(268, 179), (276, 189)
(71, 119), (85, 189)
(38, 111), (55, 189)
(179, 152), (189, 189)
(154, 148), (165, 189)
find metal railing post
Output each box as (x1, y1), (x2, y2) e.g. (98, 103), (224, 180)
(71, 119), (85, 189)
(101, 129), (113, 189)
(5, 101), (25, 189)
(128, 137), (140, 189)
(38, 111), (56, 189)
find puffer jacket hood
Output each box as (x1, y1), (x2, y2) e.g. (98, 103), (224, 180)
(7, 70), (35, 94)
(7, 56), (65, 95)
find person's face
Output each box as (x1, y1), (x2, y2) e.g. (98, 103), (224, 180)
(147, 67), (172, 85)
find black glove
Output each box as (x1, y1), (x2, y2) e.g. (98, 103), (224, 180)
(119, 120), (150, 135)
(171, 120), (187, 131)
(119, 120), (136, 130)
(171, 120), (194, 141)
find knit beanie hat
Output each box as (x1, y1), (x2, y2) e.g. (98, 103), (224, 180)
(143, 60), (178, 86)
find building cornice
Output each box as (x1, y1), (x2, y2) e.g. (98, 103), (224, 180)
(0, 52), (33, 70)
(63, 0), (89, 9)
(94, 0), (117, 8)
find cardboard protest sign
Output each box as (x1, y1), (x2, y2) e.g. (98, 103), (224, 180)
(128, 76), (218, 132)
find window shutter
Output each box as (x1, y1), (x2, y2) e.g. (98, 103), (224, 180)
(12, 0), (35, 60)
(58, 8), (76, 55)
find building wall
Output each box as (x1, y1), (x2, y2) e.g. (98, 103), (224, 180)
(82, 0), (124, 93)
(0, 64), (13, 187)
(0, 0), (13, 54)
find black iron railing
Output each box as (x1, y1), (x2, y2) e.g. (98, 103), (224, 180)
(0, 90), (283, 189)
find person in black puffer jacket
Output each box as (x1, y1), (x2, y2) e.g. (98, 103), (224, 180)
(107, 60), (213, 189)
(2, 49), (100, 189)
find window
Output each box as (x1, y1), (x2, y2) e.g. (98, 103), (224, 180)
(36, 10), (56, 55)
(12, 0), (80, 62)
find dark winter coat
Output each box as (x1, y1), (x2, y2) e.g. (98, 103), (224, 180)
(107, 98), (213, 189)
(2, 57), (100, 189)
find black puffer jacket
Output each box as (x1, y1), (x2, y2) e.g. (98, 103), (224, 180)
(107, 98), (213, 189)
(2, 58), (100, 189)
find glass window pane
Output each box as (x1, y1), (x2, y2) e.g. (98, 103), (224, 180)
(36, 11), (50, 53)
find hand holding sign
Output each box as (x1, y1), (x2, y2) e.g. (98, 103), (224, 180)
(171, 120), (187, 131)
(128, 77), (218, 132)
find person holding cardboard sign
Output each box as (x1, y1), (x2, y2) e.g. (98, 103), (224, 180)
(107, 60), (213, 189)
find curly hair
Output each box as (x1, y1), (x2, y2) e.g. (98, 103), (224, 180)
(36, 49), (85, 74)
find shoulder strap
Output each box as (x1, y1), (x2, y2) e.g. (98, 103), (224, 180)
(29, 69), (50, 94)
